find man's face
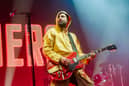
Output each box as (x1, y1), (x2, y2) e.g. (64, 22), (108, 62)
(57, 13), (68, 28)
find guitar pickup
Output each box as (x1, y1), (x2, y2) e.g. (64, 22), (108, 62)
(73, 58), (78, 63)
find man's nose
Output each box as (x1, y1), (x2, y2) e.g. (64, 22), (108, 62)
(59, 18), (62, 21)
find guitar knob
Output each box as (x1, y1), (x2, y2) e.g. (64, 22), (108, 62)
(58, 71), (61, 78)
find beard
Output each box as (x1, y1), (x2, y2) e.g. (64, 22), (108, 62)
(58, 20), (67, 28)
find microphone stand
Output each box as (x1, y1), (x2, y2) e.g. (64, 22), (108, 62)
(9, 11), (36, 86)
(26, 13), (36, 86)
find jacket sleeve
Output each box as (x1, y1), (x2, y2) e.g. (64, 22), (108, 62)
(42, 29), (62, 64)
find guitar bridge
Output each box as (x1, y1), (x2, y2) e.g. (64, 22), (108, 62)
(62, 72), (64, 80)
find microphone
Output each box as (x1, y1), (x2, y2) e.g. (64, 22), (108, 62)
(9, 9), (16, 17)
(9, 9), (31, 17)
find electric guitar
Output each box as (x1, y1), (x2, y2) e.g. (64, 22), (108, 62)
(50, 44), (117, 80)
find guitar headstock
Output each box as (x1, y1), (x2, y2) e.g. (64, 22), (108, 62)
(105, 44), (117, 51)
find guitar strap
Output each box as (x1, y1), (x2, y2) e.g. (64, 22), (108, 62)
(68, 32), (79, 58)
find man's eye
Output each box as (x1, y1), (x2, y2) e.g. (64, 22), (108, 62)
(61, 16), (64, 18)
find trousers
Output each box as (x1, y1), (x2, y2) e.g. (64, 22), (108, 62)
(49, 69), (94, 86)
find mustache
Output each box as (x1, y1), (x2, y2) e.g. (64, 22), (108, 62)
(58, 20), (66, 24)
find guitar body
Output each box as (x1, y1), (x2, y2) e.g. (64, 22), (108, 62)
(50, 52), (83, 80)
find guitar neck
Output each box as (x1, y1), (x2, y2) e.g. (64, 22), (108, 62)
(77, 48), (106, 61)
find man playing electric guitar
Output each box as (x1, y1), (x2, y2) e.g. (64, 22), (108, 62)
(43, 10), (97, 86)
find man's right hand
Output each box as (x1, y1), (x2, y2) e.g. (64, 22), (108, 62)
(60, 57), (71, 66)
